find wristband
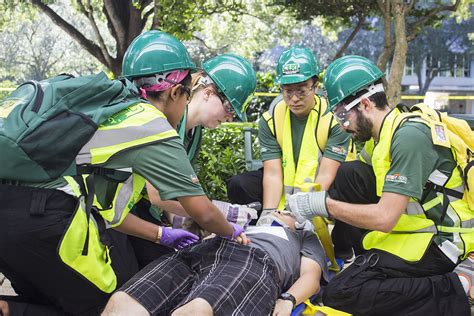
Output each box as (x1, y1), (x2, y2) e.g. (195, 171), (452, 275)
(155, 226), (163, 244)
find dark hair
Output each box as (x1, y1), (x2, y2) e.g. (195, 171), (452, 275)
(341, 79), (388, 110)
(146, 72), (192, 101)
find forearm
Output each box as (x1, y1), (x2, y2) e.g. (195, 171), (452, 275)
(285, 273), (320, 305)
(113, 213), (159, 242)
(156, 200), (189, 217)
(314, 157), (340, 191)
(327, 192), (408, 232)
(286, 257), (321, 305)
(263, 177), (283, 209)
(146, 182), (189, 217)
(327, 198), (387, 231)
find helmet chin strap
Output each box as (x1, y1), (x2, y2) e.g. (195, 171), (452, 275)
(343, 120), (351, 127)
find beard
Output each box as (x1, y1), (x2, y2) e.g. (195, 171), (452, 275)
(351, 110), (373, 142)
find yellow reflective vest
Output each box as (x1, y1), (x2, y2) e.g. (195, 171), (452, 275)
(262, 96), (338, 209)
(363, 108), (474, 263)
(58, 103), (178, 293)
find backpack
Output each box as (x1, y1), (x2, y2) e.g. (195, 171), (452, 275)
(0, 72), (142, 182)
(397, 103), (474, 209)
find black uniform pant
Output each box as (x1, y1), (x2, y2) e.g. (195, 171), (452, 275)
(324, 160), (470, 315)
(0, 184), (140, 316)
(226, 168), (264, 206)
(323, 246), (469, 315)
(328, 160), (377, 256)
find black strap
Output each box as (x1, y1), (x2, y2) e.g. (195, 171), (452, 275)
(72, 174), (95, 257)
(464, 149), (473, 191)
(429, 183), (464, 200)
(76, 165), (131, 183)
(81, 174), (95, 256)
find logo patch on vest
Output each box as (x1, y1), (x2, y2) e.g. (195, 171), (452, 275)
(330, 146), (347, 155)
(385, 173), (407, 184)
(431, 122), (450, 148)
(101, 104), (144, 126)
(282, 63), (300, 75)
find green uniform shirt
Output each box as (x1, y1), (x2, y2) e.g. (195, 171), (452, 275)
(19, 137), (204, 201)
(258, 110), (351, 165)
(177, 110), (203, 168)
(383, 120), (458, 248)
(383, 121), (455, 199)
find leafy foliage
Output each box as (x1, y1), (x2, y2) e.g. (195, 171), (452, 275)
(195, 124), (248, 200)
(247, 71), (280, 121)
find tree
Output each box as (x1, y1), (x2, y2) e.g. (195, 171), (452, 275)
(280, 0), (470, 105)
(281, 0), (378, 59)
(7, 0), (245, 77)
(408, 16), (473, 95)
(0, 3), (102, 83)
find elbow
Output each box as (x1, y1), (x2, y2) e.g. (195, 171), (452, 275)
(376, 215), (399, 233)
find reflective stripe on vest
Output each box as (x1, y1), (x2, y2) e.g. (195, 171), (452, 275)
(77, 103), (178, 165)
(95, 173), (146, 227)
(365, 109), (474, 262)
(263, 96), (335, 209)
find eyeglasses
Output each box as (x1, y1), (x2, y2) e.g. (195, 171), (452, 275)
(216, 91), (235, 116)
(281, 85), (315, 99)
(332, 83), (385, 127)
(334, 103), (357, 127)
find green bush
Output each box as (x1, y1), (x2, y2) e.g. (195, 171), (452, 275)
(195, 122), (259, 201)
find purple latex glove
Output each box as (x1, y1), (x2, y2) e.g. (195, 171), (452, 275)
(221, 223), (244, 240)
(160, 227), (199, 249)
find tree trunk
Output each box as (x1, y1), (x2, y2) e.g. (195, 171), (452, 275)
(376, 0), (392, 73)
(386, 0), (408, 106)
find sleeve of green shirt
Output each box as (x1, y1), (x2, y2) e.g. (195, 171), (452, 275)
(383, 122), (437, 199)
(323, 123), (351, 162)
(258, 117), (282, 161)
(107, 137), (205, 201)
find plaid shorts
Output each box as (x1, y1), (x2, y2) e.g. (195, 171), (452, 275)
(121, 238), (280, 316)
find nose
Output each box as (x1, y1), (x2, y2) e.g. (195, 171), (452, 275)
(226, 113), (234, 122)
(290, 94), (299, 102)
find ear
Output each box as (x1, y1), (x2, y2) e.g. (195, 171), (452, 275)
(168, 85), (182, 101)
(202, 88), (212, 101)
(359, 97), (373, 112)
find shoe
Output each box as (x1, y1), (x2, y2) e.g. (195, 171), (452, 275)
(454, 257), (474, 304)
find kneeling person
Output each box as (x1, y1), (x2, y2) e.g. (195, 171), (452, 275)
(103, 211), (328, 316)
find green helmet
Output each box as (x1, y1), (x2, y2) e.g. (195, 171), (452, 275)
(203, 54), (257, 121)
(275, 45), (320, 85)
(324, 55), (384, 112)
(122, 30), (196, 78)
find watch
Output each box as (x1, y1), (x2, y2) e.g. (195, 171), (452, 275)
(279, 292), (296, 307)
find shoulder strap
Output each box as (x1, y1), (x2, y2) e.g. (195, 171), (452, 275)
(315, 96), (334, 153)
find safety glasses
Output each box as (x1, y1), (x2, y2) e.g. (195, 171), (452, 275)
(216, 91), (235, 116)
(333, 83), (385, 127)
(281, 85), (315, 100)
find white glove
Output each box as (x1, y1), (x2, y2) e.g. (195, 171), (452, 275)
(285, 191), (330, 223)
(212, 200), (258, 229)
(295, 220), (315, 232)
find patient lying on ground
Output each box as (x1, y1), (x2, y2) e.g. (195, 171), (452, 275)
(102, 211), (328, 316)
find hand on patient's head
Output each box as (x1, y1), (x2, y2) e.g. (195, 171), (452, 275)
(256, 210), (296, 230)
